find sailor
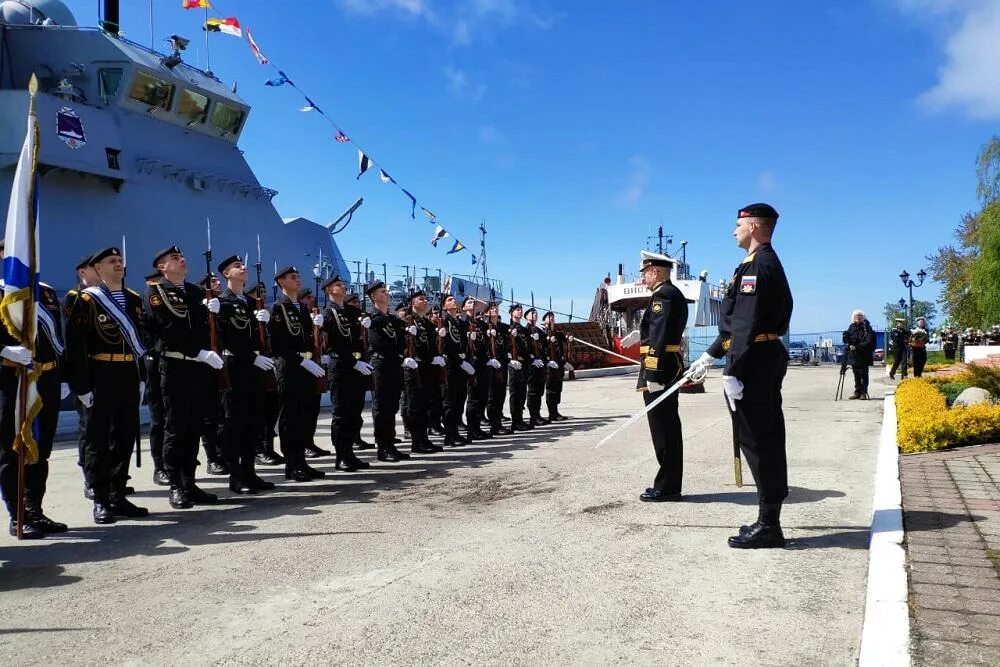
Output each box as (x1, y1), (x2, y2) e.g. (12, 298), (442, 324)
(507, 303), (531, 431)
(320, 274), (371, 471)
(214, 255), (276, 493)
(142, 270), (170, 487)
(145, 246), (223, 509)
(404, 292), (445, 454)
(198, 273), (227, 477)
(542, 311), (570, 421)
(426, 304), (447, 437)
(691, 203), (793, 548)
(440, 295), (476, 447)
(942, 327), (957, 361)
(395, 301), (411, 438)
(366, 281), (410, 462)
(625, 251), (688, 503)
(346, 292), (375, 451)
(462, 297), (492, 440)
(64, 254), (100, 495)
(268, 267), (327, 481)
(66, 247), (150, 524)
(910, 316), (929, 378)
(485, 302), (512, 436)
(888, 318), (910, 380)
(523, 307), (550, 427)
(292, 287), (330, 461)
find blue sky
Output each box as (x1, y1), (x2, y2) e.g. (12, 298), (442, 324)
(68, 0), (1000, 332)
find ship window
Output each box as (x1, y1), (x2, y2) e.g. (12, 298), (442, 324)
(210, 101), (245, 136)
(177, 89), (209, 125)
(128, 71), (174, 110)
(99, 68), (123, 104)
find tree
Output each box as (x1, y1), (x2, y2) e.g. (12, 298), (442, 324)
(883, 299), (937, 329)
(969, 201), (1000, 325)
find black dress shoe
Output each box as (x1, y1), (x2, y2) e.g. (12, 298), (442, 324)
(728, 523), (785, 549)
(255, 452), (282, 466)
(444, 437), (467, 448)
(335, 458), (361, 472)
(111, 499), (150, 518)
(491, 426), (513, 436)
(206, 460), (229, 476)
(639, 490), (683, 503)
(8, 519), (45, 538)
(124, 486), (136, 496)
(285, 467), (312, 482)
(187, 485), (219, 505)
(26, 512), (68, 533)
(169, 487), (193, 509)
(393, 437), (404, 444)
(391, 447), (411, 460)
(354, 438), (375, 450)
(531, 416), (550, 426)
(93, 502), (116, 524)
(228, 476), (257, 494)
(303, 446), (328, 459)
(377, 450), (400, 462)
(429, 425), (447, 436)
(412, 443), (438, 454)
(153, 469), (171, 486)
(512, 422), (531, 432)
(248, 474), (275, 491)
(302, 464), (325, 479)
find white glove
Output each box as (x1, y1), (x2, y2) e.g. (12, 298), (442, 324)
(300, 358), (325, 377)
(509, 359), (523, 371)
(567, 335), (575, 342)
(196, 349), (224, 370)
(255, 309), (270, 323)
(311, 313), (324, 327)
(79, 391), (94, 408)
(531, 332), (540, 341)
(548, 336), (556, 342)
(532, 359), (544, 368)
(437, 327), (447, 337)
(321, 354), (331, 365)
(406, 325), (418, 336)
(469, 330), (478, 340)
(487, 329), (496, 337)
(353, 360), (373, 376)
(60, 383), (71, 400)
(564, 362), (574, 372)
(547, 360), (558, 369)
(722, 374), (744, 411)
(203, 297), (221, 314)
(431, 355), (446, 367)
(691, 351), (715, 374)
(460, 360), (475, 375)
(253, 354), (276, 371)
(0, 345), (31, 366)
(647, 381), (666, 393)
(620, 330), (640, 348)
(487, 358), (502, 369)
(402, 357), (419, 370)
(360, 316), (371, 329)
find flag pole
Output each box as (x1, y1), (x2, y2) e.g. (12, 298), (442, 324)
(204, 5), (211, 75)
(14, 74), (40, 539)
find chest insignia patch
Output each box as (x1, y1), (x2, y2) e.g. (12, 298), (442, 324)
(740, 276), (757, 294)
(149, 294), (162, 306)
(651, 302), (663, 313)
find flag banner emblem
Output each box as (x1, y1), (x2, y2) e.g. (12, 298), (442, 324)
(205, 17), (242, 37)
(357, 150), (372, 179)
(379, 169), (394, 184)
(246, 28), (269, 64)
(422, 207), (437, 222)
(56, 107), (86, 149)
(740, 275), (757, 294)
(447, 240), (465, 254)
(431, 225), (449, 247)
(335, 132), (350, 143)
(183, 0), (210, 8)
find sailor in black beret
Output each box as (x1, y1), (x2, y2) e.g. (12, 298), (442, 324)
(509, 302), (523, 315)
(274, 265), (298, 281)
(152, 245), (183, 268)
(524, 307), (537, 318)
(543, 311), (555, 321)
(216, 254), (242, 274)
(319, 274), (343, 292)
(76, 254), (95, 271)
(143, 270), (161, 283)
(462, 296), (476, 307)
(89, 247), (121, 266)
(365, 280), (386, 297)
(737, 202), (779, 221)
(409, 290), (427, 304)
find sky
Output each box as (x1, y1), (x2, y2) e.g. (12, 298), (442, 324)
(64, 0), (1000, 332)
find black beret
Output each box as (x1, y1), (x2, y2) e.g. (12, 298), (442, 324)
(274, 265), (298, 281)
(543, 311), (555, 320)
(364, 280), (385, 296)
(409, 290), (427, 304)
(486, 301), (498, 310)
(345, 292), (360, 302)
(320, 274), (343, 291)
(738, 202), (779, 220)
(152, 245), (182, 267)
(89, 247), (121, 265)
(441, 293), (457, 306)
(216, 254), (242, 274)
(524, 307), (537, 317)
(296, 288), (313, 299)
(462, 296), (476, 306)
(144, 270), (162, 282)
(395, 302), (408, 312)
(509, 302), (523, 314)
(76, 254), (95, 270)
(199, 272), (217, 289)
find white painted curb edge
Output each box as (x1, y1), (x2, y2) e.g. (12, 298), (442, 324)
(857, 391), (911, 666)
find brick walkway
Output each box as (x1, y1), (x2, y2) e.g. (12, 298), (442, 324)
(900, 443), (1000, 666)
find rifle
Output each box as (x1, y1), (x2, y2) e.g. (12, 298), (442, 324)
(254, 234), (278, 392)
(122, 234), (141, 469)
(204, 218), (230, 391)
(546, 320), (559, 381)
(405, 312), (421, 387)
(311, 307), (327, 394)
(466, 315), (477, 388)
(432, 311), (447, 383)
(488, 317), (502, 383)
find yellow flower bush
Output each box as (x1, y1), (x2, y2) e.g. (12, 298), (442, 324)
(896, 378), (1000, 453)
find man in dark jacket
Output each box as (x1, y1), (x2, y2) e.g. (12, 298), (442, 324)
(843, 310), (874, 399)
(889, 318), (910, 380)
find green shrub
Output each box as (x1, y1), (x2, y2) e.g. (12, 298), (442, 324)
(963, 364), (1000, 398)
(939, 382), (972, 406)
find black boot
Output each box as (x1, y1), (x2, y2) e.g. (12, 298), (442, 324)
(729, 503), (785, 549)
(244, 458), (274, 491)
(206, 459), (229, 475)
(110, 485), (149, 518)
(377, 448), (400, 463)
(284, 466), (312, 482)
(169, 485), (193, 509)
(25, 508), (68, 533)
(153, 468), (171, 486)
(8, 517), (46, 538)
(354, 437), (375, 451)
(93, 500), (116, 524)
(227, 459), (256, 494)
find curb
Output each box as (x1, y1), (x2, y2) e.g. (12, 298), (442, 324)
(572, 366), (638, 379)
(857, 390), (910, 666)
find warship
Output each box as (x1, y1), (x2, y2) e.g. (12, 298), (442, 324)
(0, 0), (502, 305)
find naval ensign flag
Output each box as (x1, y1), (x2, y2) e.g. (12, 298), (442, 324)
(1, 77), (43, 465)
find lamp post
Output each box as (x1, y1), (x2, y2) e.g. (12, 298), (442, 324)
(899, 269), (926, 326)
(897, 298), (907, 325)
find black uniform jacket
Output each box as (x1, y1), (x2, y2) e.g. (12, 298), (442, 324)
(322, 301), (364, 372)
(638, 280), (688, 389)
(269, 296), (311, 364)
(463, 315), (489, 365)
(412, 316), (437, 364)
(545, 327), (568, 367)
(526, 324), (548, 364)
(440, 313), (468, 367)
(144, 279), (211, 358)
(509, 321), (530, 363)
(216, 288), (262, 359)
(889, 326), (910, 353)
(488, 320), (510, 365)
(67, 285), (147, 394)
(707, 243), (793, 379)
(368, 310), (406, 361)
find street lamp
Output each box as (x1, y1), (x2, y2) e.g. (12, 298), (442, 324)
(899, 269), (926, 325)
(898, 298), (907, 323)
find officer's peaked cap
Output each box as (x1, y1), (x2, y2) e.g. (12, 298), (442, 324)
(640, 250), (672, 271)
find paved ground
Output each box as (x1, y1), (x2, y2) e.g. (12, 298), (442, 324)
(0, 366), (882, 666)
(900, 443), (1000, 666)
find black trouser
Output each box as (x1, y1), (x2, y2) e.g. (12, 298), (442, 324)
(75, 397), (90, 468)
(526, 364), (546, 419)
(890, 347), (908, 378)
(329, 370), (364, 460)
(201, 384), (222, 463)
(444, 364), (469, 437)
(275, 358), (314, 469)
(372, 355), (402, 447)
(220, 357), (259, 475)
(0, 367), (61, 517)
(487, 366), (508, 428)
(161, 357), (208, 487)
(644, 388), (682, 495)
(427, 367), (443, 429)
(731, 342), (788, 506)
(944, 345), (955, 361)
(83, 360), (141, 502)
(912, 348), (927, 377)
(507, 365), (527, 424)
(146, 353), (165, 470)
(404, 363), (433, 444)
(308, 393), (321, 446)
(466, 364), (490, 429)
(258, 388), (279, 455)
(852, 364), (869, 396)
(545, 367), (563, 417)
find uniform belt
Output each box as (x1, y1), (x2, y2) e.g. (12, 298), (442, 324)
(162, 351), (199, 362)
(90, 353), (135, 362)
(753, 334), (781, 342)
(298, 352), (313, 360)
(2, 359), (59, 371)
(640, 345), (680, 353)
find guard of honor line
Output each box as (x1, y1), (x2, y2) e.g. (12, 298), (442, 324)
(2, 201), (791, 551)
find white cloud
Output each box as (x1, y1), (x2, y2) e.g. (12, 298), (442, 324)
(615, 155), (651, 208)
(444, 65), (486, 101)
(895, 0), (1000, 118)
(757, 170), (778, 194)
(338, 0), (427, 17)
(479, 124), (507, 143)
